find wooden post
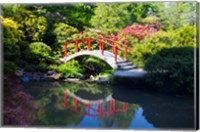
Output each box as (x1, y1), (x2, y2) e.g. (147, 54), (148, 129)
(112, 42), (115, 53)
(75, 40), (79, 53)
(87, 38), (91, 51)
(124, 45), (128, 60)
(114, 46), (118, 62)
(101, 42), (104, 55)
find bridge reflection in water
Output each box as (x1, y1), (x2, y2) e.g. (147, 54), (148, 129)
(63, 91), (130, 117)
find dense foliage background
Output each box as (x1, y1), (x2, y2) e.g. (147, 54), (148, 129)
(1, 2), (198, 125)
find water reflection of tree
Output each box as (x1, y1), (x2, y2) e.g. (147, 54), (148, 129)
(26, 82), (84, 126)
(33, 100), (83, 126)
(66, 82), (112, 95)
(74, 84), (112, 100)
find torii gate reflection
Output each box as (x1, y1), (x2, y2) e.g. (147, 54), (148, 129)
(63, 91), (130, 117)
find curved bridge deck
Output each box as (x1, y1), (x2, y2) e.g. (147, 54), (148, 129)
(60, 50), (146, 78)
(60, 50), (123, 69)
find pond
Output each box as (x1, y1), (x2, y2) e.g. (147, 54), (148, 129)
(23, 81), (194, 130)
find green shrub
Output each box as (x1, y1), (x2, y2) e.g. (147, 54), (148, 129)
(143, 30), (176, 45)
(95, 69), (114, 80)
(128, 43), (170, 67)
(2, 17), (22, 60)
(24, 42), (52, 64)
(144, 47), (195, 94)
(81, 56), (112, 74)
(4, 61), (17, 73)
(36, 63), (49, 72)
(6, 6), (47, 42)
(53, 23), (79, 45)
(53, 23), (79, 56)
(24, 64), (36, 72)
(79, 28), (104, 38)
(141, 16), (160, 29)
(2, 17), (21, 45)
(117, 33), (139, 47)
(15, 59), (27, 67)
(23, 16), (47, 42)
(174, 26), (196, 47)
(49, 60), (84, 78)
(24, 63), (49, 72)
(4, 44), (21, 61)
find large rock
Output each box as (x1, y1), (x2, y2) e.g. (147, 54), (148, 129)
(64, 78), (80, 83)
(51, 73), (62, 80)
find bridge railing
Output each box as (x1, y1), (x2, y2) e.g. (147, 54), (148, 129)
(98, 37), (133, 61)
(63, 37), (132, 62)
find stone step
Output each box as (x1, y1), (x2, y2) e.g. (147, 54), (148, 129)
(117, 62), (132, 66)
(117, 65), (136, 70)
(116, 60), (129, 64)
(117, 62), (134, 66)
(113, 68), (146, 77)
(117, 60), (137, 70)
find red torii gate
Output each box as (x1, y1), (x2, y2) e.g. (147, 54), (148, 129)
(63, 37), (132, 62)
(63, 92), (129, 117)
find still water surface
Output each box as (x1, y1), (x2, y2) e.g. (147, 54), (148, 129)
(24, 81), (194, 130)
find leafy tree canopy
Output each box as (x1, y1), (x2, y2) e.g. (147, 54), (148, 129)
(90, 3), (159, 34)
(156, 2), (196, 30)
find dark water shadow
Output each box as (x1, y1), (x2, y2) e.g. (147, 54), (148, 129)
(112, 86), (194, 129)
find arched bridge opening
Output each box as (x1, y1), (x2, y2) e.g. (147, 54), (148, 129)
(60, 50), (123, 69)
